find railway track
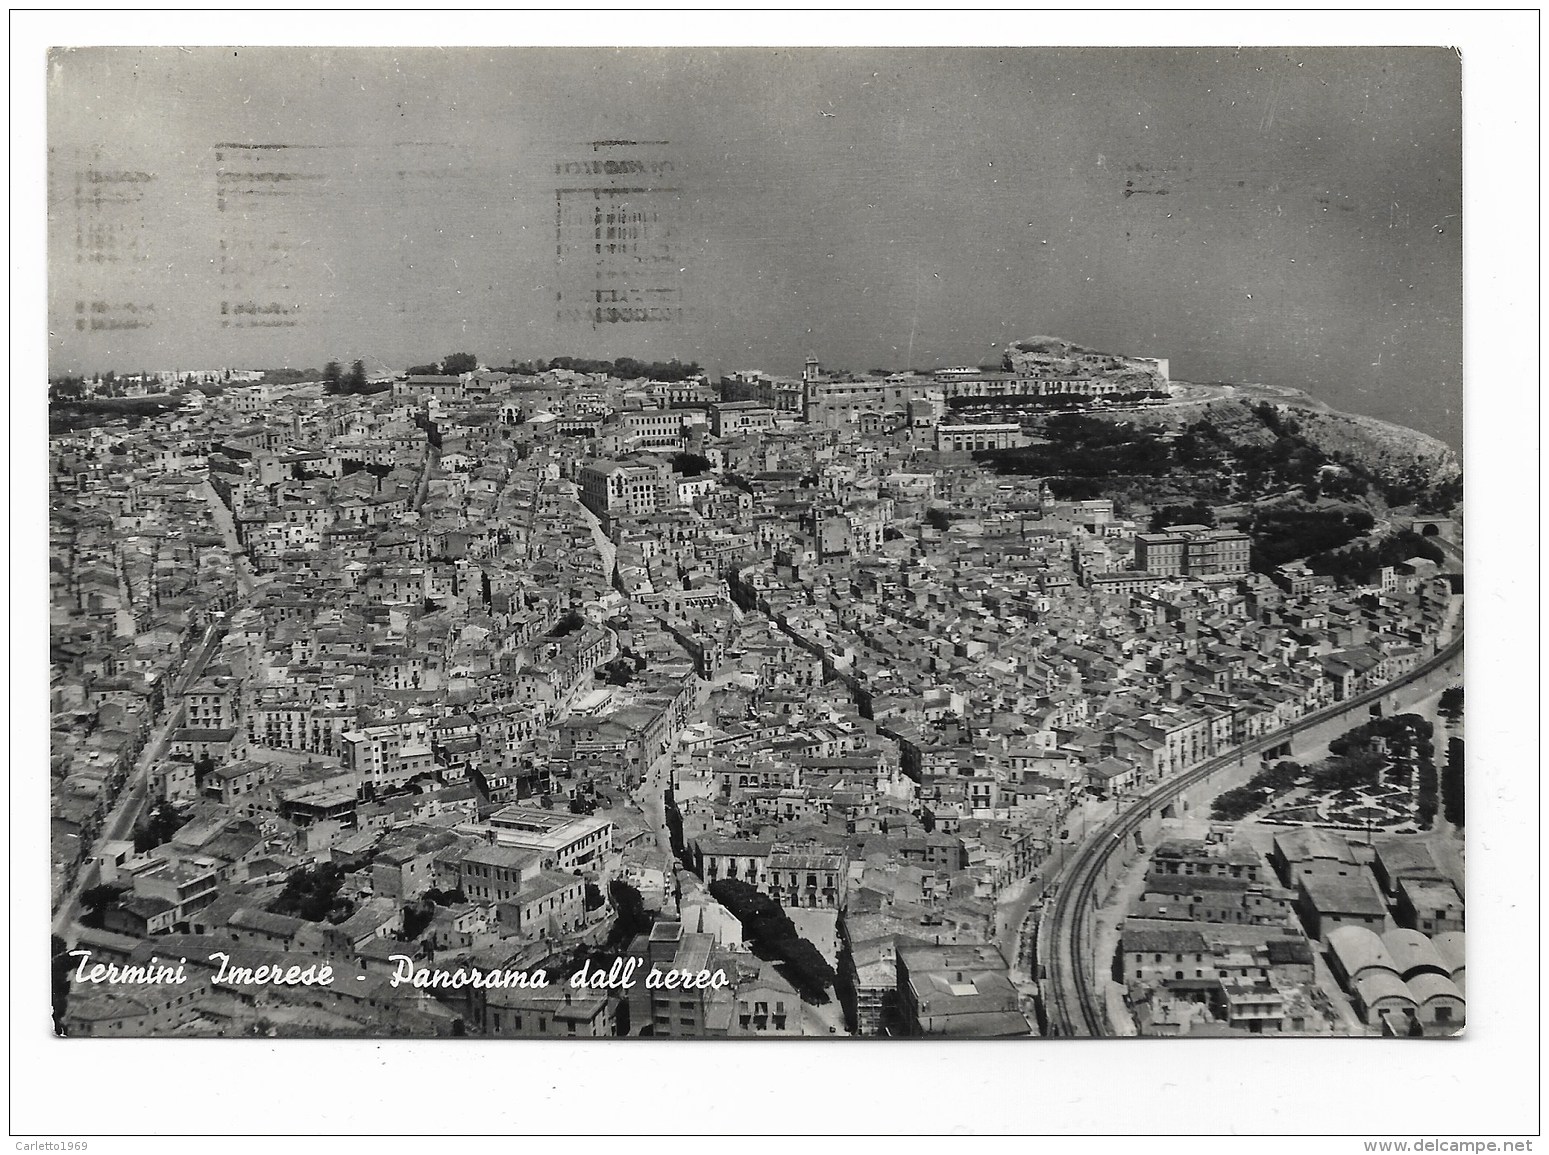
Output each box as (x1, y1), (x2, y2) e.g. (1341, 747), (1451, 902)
(1038, 633), (1464, 1037)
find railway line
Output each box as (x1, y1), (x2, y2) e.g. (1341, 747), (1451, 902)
(1037, 632), (1465, 1037)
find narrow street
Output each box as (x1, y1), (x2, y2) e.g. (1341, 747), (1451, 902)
(52, 619), (225, 941)
(570, 479), (617, 580)
(56, 479), (258, 941)
(414, 444), (441, 512)
(202, 478), (260, 601)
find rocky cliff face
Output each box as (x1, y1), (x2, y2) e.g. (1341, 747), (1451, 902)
(1112, 392), (1460, 487)
(1284, 404), (1460, 484)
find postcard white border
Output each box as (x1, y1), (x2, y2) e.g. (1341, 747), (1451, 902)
(7, 8), (1539, 1147)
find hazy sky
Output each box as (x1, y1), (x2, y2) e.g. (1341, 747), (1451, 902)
(48, 46), (1461, 444)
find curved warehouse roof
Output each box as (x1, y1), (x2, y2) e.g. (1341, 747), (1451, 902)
(1355, 970), (1416, 1012)
(1381, 928), (1449, 980)
(1406, 972), (1466, 1007)
(1327, 925), (1397, 982)
(1430, 931), (1466, 977)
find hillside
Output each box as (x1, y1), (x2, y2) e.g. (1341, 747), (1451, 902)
(1110, 384), (1460, 495)
(981, 343), (1463, 521)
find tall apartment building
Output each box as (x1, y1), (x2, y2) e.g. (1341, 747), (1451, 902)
(619, 408), (695, 450)
(577, 459), (668, 523)
(1135, 524), (1251, 577)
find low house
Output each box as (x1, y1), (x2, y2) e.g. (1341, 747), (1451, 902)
(1296, 875), (1388, 940)
(895, 943), (1033, 1037)
(1394, 877), (1464, 935)
(1371, 841), (1446, 897)
(730, 961), (803, 1037)
(494, 870), (587, 940)
(482, 985), (616, 1038)
(1270, 829), (1361, 888)
(1119, 921), (1212, 984)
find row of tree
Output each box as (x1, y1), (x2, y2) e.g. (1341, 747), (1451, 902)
(1443, 737), (1464, 827)
(1210, 760), (1305, 822)
(1306, 529), (1445, 584)
(323, 360), (390, 395)
(407, 352), (479, 376)
(497, 356), (702, 381)
(1416, 744), (1440, 828)
(707, 879), (836, 1004)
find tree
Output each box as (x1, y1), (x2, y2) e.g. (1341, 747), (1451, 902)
(924, 507), (953, 533)
(80, 883), (125, 927)
(671, 452), (712, 477)
(707, 879), (835, 1003)
(1416, 749), (1439, 829)
(441, 352), (478, 375)
(402, 902), (436, 941)
(1149, 502), (1216, 532)
(347, 360), (367, 392)
(133, 801), (187, 853)
(606, 879), (654, 947)
(1311, 750), (1385, 793)
(322, 361), (343, 392)
(1442, 737), (1465, 827)
(599, 657), (635, 686)
(48, 377), (86, 402)
(1210, 785), (1269, 822)
(269, 862), (355, 923)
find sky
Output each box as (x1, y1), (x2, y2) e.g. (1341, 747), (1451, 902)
(47, 46), (1462, 445)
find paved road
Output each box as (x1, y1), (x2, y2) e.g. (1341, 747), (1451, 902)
(52, 620), (226, 942)
(202, 479), (259, 601)
(570, 481), (617, 581)
(55, 480), (254, 942)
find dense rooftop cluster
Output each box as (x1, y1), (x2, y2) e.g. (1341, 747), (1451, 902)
(49, 352), (1461, 1038)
